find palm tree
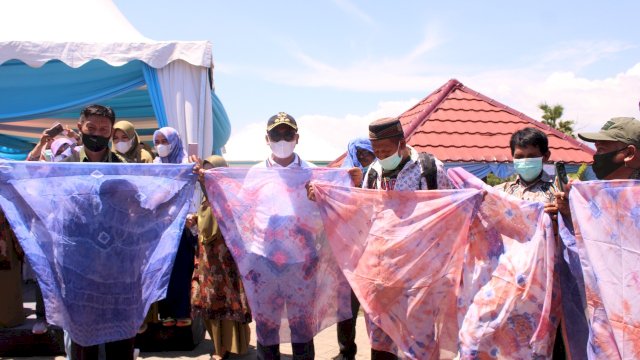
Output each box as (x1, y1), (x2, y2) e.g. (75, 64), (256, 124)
(538, 102), (575, 138)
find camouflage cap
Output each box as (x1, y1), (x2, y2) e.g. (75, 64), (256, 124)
(578, 117), (640, 148)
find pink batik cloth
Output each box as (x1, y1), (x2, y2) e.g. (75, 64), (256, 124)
(448, 167), (560, 360)
(203, 167), (353, 346)
(568, 180), (640, 359)
(313, 180), (482, 359)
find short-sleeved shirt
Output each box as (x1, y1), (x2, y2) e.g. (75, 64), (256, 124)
(62, 146), (123, 163)
(363, 146), (452, 191)
(493, 171), (557, 203)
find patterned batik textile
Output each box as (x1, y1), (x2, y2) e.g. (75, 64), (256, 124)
(448, 167), (560, 360)
(312, 181), (482, 359)
(0, 161), (196, 346)
(567, 180), (640, 359)
(203, 167), (352, 346)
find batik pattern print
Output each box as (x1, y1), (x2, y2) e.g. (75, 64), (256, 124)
(313, 181), (482, 359)
(448, 167), (560, 360)
(204, 168), (352, 346)
(568, 180), (640, 359)
(0, 161), (196, 346)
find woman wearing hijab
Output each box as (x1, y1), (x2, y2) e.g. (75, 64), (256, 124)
(112, 121), (154, 163)
(50, 137), (75, 162)
(153, 127), (197, 328)
(153, 127), (189, 164)
(192, 156), (252, 360)
(342, 137), (375, 182)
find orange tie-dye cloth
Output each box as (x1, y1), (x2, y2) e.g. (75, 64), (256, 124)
(313, 181), (482, 359)
(448, 167), (560, 359)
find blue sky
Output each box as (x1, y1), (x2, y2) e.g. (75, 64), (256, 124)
(114, 1), (640, 160)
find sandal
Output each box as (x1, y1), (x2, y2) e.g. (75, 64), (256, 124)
(162, 317), (176, 327)
(176, 318), (192, 327)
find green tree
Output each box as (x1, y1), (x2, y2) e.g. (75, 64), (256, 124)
(538, 102), (575, 138)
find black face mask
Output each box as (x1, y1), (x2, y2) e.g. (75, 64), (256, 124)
(592, 148), (626, 179)
(82, 133), (110, 152)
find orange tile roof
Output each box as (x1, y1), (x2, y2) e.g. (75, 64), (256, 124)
(330, 79), (594, 166)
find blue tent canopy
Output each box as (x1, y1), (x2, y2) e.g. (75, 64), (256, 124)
(0, 59), (231, 159)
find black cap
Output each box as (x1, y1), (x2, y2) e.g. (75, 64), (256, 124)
(368, 117), (404, 140)
(267, 112), (298, 132)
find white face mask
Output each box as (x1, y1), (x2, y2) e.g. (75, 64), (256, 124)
(114, 139), (133, 154)
(378, 143), (403, 171)
(156, 144), (171, 157)
(270, 140), (296, 159)
(53, 148), (72, 162)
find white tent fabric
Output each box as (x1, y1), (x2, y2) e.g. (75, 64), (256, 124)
(157, 60), (214, 157)
(0, 0), (222, 158)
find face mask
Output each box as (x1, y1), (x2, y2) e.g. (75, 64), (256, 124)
(592, 148), (625, 179)
(378, 143), (402, 171)
(82, 133), (110, 152)
(156, 144), (171, 158)
(270, 140), (296, 159)
(114, 139), (133, 154)
(53, 148), (72, 162)
(362, 165), (370, 175)
(513, 157), (543, 182)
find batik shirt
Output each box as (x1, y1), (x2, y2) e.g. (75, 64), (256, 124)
(493, 170), (557, 203)
(363, 146), (452, 190)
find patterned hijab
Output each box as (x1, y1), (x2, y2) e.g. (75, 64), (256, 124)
(153, 127), (187, 164)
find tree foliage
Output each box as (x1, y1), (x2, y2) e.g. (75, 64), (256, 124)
(538, 103), (575, 138)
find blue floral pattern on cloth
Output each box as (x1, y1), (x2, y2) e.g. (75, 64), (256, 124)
(0, 161), (196, 346)
(566, 180), (640, 359)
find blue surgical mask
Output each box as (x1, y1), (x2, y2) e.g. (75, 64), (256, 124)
(513, 157), (543, 182)
(379, 143), (402, 171)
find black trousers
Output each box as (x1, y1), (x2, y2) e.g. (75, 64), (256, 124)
(257, 340), (315, 360)
(336, 290), (360, 359)
(159, 228), (196, 319)
(70, 337), (135, 360)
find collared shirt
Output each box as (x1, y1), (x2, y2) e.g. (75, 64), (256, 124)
(62, 146), (123, 163)
(493, 171), (557, 203)
(252, 153), (316, 169)
(363, 146), (452, 190)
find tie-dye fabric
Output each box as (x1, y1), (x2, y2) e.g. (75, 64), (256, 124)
(312, 181), (482, 359)
(0, 161), (196, 346)
(448, 167), (560, 359)
(557, 214), (590, 359)
(203, 167), (352, 346)
(567, 180), (640, 359)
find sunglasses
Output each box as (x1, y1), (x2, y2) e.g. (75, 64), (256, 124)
(268, 130), (296, 142)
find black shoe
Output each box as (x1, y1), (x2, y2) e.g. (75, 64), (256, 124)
(332, 354), (355, 360)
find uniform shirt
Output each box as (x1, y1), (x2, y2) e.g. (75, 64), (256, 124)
(493, 170), (557, 203)
(252, 153), (316, 169)
(62, 146), (122, 163)
(363, 145), (452, 190)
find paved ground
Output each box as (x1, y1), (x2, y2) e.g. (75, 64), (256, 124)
(4, 315), (371, 360)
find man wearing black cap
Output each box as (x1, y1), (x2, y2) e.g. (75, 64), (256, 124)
(252, 112), (316, 360)
(253, 112), (315, 169)
(363, 117), (451, 360)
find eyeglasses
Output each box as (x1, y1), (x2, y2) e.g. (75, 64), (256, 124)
(268, 130), (296, 142)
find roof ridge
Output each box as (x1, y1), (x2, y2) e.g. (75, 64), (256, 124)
(456, 82), (595, 155)
(404, 78), (461, 140)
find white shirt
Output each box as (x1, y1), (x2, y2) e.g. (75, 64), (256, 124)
(252, 153), (316, 169)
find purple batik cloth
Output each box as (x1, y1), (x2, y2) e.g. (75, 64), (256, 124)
(312, 180), (482, 359)
(448, 167), (560, 360)
(567, 180), (640, 359)
(203, 167), (352, 346)
(0, 161), (196, 346)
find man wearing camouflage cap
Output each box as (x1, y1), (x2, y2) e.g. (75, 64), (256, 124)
(578, 117), (640, 180)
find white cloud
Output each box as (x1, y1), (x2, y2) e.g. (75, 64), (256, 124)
(223, 99), (417, 162)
